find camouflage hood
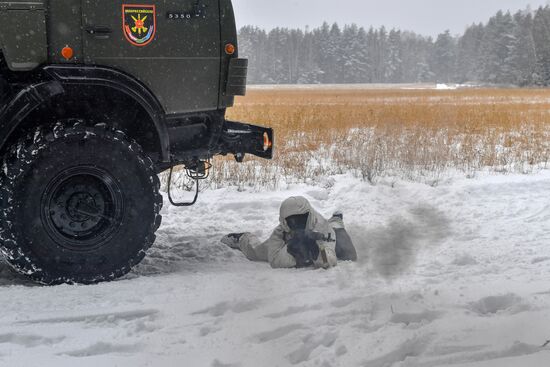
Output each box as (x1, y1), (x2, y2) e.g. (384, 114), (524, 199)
(279, 196), (331, 236)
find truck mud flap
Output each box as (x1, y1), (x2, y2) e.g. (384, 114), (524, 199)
(220, 120), (274, 160)
(226, 58), (248, 96)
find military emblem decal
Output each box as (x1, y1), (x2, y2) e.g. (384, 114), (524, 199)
(122, 4), (156, 47)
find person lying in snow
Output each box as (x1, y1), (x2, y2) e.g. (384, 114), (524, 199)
(221, 196), (357, 269)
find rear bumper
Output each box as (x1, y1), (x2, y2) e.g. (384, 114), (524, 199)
(218, 120), (274, 160)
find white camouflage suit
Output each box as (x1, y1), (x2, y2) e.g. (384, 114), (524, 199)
(231, 197), (338, 269)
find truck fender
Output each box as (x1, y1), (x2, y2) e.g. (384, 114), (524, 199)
(43, 65), (170, 162)
(0, 81), (64, 151)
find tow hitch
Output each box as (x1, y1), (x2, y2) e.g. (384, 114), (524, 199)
(167, 160), (212, 207)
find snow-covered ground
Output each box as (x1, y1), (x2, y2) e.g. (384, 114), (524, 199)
(1, 171), (550, 367)
(248, 83), (477, 91)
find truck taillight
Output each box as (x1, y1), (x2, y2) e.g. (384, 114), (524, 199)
(263, 132), (272, 151)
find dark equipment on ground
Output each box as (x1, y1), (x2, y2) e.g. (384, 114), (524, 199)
(286, 230), (337, 268)
(0, 0), (274, 284)
(287, 231), (320, 268)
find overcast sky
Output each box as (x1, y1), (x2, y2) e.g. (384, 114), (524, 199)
(233, 0), (550, 36)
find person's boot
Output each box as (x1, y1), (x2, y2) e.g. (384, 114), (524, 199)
(329, 211), (345, 229)
(329, 212), (358, 262)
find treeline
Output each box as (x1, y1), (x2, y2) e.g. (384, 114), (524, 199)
(238, 6), (550, 86)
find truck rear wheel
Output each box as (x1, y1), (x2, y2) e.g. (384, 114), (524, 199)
(0, 123), (162, 284)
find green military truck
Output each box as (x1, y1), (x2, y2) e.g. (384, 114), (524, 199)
(0, 0), (274, 284)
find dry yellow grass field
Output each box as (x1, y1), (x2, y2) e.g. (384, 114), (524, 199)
(204, 87), (550, 189)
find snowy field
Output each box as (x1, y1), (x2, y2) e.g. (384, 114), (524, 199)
(247, 83), (466, 91)
(1, 171), (550, 366)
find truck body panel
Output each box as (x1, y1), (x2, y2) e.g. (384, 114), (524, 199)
(80, 0), (221, 115)
(0, 0), (244, 113)
(0, 0), (47, 71)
